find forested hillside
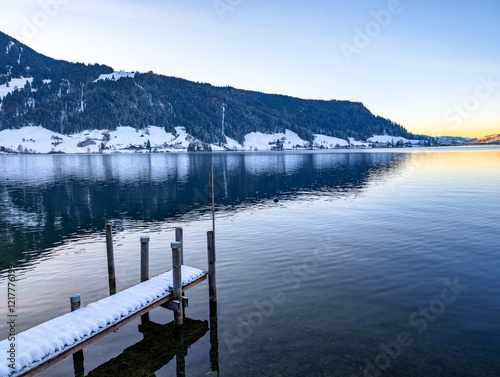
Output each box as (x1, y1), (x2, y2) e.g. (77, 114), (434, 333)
(0, 31), (415, 144)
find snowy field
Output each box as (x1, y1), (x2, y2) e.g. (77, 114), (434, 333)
(0, 125), (422, 154)
(0, 78), (33, 100)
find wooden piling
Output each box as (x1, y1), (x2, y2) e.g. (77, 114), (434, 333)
(105, 223), (116, 295)
(140, 236), (150, 283)
(70, 294), (81, 312)
(207, 231), (216, 303)
(175, 227), (183, 266)
(171, 241), (184, 326)
(140, 236), (151, 324)
(70, 295), (84, 377)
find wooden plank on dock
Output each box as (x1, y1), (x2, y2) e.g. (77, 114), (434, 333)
(0, 267), (207, 377)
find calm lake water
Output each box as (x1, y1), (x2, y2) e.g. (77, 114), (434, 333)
(1, 147), (499, 376)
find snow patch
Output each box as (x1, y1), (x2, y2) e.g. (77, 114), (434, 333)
(313, 134), (349, 148)
(17, 47), (23, 65)
(368, 135), (420, 144)
(225, 136), (244, 150)
(5, 41), (14, 54)
(94, 71), (135, 83)
(0, 78), (33, 100)
(348, 138), (370, 147)
(244, 129), (307, 151)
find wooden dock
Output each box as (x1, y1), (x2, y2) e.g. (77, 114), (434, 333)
(0, 227), (217, 377)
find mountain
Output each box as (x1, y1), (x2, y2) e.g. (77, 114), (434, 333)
(0, 30), (416, 146)
(465, 134), (500, 145)
(435, 136), (472, 146)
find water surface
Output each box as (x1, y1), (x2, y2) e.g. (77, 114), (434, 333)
(0, 147), (499, 376)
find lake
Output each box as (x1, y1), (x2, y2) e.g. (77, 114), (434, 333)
(1, 147), (499, 376)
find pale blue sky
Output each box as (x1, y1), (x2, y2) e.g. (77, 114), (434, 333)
(1, 0), (499, 137)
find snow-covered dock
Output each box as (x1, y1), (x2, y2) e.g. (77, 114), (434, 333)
(0, 266), (207, 377)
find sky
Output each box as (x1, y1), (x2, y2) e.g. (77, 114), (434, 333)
(0, 0), (499, 138)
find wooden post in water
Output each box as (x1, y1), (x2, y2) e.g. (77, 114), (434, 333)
(70, 294), (81, 311)
(171, 241), (184, 326)
(105, 224), (116, 295)
(140, 236), (150, 283)
(140, 236), (150, 324)
(175, 227), (185, 319)
(207, 231), (216, 303)
(175, 227), (183, 266)
(70, 295), (84, 377)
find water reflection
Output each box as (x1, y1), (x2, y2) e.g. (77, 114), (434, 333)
(83, 317), (209, 377)
(209, 301), (220, 375)
(0, 152), (408, 271)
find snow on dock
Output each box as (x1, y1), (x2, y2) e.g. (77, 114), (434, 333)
(0, 266), (206, 377)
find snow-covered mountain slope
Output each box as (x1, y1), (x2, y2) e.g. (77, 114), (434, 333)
(94, 71), (135, 82)
(368, 135), (420, 145)
(1, 30), (419, 145)
(243, 130), (307, 151)
(0, 77), (33, 100)
(465, 134), (500, 145)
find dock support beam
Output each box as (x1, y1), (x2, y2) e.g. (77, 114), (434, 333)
(105, 223), (116, 295)
(207, 231), (216, 303)
(70, 295), (84, 377)
(171, 241), (184, 326)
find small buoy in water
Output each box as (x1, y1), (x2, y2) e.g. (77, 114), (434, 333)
(274, 199), (279, 203)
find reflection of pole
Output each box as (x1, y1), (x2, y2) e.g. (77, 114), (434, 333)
(222, 103), (226, 136)
(175, 325), (186, 377)
(176, 350), (186, 377)
(70, 295), (85, 377)
(209, 301), (220, 374)
(105, 223), (116, 296)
